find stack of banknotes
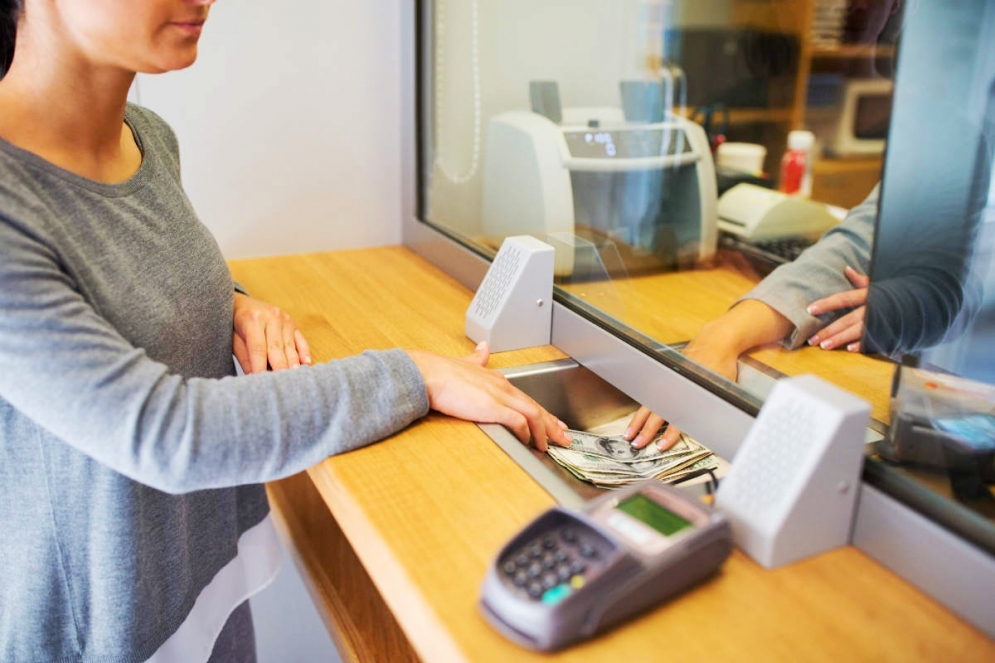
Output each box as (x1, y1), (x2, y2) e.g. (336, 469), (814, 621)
(548, 427), (719, 488)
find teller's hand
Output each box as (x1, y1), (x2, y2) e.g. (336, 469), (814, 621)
(624, 329), (741, 452)
(806, 266), (869, 353)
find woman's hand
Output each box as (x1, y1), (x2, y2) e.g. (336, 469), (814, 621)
(406, 342), (571, 452)
(233, 293), (312, 373)
(805, 266), (869, 352)
(623, 300), (791, 452)
(624, 334), (741, 452)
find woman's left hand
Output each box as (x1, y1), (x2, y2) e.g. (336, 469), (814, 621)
(233, 293), (312, 373)
(805, 266), (870, 352)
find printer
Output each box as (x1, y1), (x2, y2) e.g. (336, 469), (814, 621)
(480, 100), (718, 279)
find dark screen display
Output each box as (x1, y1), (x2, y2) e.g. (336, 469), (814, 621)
(854, 94), (893, 139)
(564, 129), (689, 159)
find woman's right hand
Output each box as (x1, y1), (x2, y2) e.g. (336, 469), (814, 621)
(805, 266), (870, 352)
(624, 334), (741, 451)
(624, 300), (792, 451)
(405, 342), (571, 452)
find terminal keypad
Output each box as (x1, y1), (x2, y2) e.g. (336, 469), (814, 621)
(499, 524), (611, 605)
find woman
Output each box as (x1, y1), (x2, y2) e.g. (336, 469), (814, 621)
(624, 188), (880, 451)
(624, 0), (909, 452)
(0, 1), (570, 661)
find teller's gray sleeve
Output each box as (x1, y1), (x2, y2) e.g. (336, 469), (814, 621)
(739, 186), (880, 349)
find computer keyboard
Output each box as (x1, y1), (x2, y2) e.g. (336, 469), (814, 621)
(752, 237), (814, 262)
(719, 233), (814, 270)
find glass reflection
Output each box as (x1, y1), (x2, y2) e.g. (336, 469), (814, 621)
(423, 0), (992, 528)
(424, 0), (898, 414)
(420, 0), (994, 543)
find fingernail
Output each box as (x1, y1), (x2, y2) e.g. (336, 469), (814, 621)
(476, 341), (487, 351)
(631, 435), (644, 448)
(808, 335), (819, 346)
(623, 426), (634, 440)
(807, 305), (819, 315)
(304, 356), (312, 365)
(847, 342), (859, 352)
(820, 340), (833, 350)
(557, 419), (568, 429)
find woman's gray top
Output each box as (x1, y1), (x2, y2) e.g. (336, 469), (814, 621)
(0, 104), (429, 662)
(742, 187), (880, 349)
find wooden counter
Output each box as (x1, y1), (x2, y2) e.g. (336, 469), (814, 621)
(229, 246), (994, 663)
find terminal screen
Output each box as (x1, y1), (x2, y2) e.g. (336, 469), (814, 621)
(564, 129), (688, 159)
(616, 493), (692, 537)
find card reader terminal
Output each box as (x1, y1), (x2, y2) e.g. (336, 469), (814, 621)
(479, 480), (732, 651)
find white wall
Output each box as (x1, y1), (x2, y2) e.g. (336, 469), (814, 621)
(136, 0), (403, 259)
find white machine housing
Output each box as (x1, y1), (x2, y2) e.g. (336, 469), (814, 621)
(714, 374), (871, 569)
(717, 183), (845, 242)
(481, 109), (718, 275)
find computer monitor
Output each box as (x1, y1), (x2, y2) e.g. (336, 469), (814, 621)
(863, 0), (994, 385)
(862, 0), (995, 529)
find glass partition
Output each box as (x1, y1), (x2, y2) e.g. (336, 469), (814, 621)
(418, 0), (995, 552)
(422, 0), (896, 409)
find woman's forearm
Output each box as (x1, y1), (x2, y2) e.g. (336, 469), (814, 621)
(696, 299), (795, 358)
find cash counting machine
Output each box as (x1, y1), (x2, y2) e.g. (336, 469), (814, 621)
(480, 86), (718, 279)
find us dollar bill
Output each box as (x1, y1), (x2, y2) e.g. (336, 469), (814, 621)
(549, 446), (707, 479)
(548, 427), (717, 488)
(560, 428), (706, 464)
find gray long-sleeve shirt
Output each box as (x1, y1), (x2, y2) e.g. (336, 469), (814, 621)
(0, 104), (430, 662)
(742, 187), (880, 349)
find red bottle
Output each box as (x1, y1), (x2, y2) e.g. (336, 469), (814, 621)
(780, 130), (814, 197)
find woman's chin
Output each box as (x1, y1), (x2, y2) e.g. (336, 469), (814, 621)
(136, 41), (202, 74)
(141, 52), (200, 74)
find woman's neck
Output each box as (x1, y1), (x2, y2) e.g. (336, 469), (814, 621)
(0, 32), (141, 183)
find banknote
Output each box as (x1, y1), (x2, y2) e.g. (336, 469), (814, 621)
(549, 446), (708, 479)
(659, 456), (721, 483)
(548, 426), (717, 488)
(561, 428), (706, 464)
(551, 451), (717, 488)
